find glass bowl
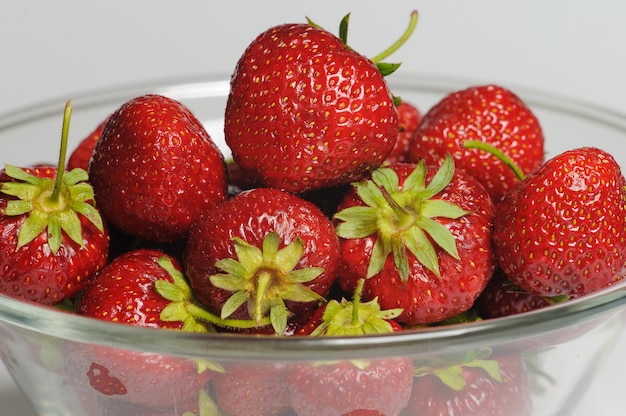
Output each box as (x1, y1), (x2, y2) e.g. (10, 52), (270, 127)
(1, 75), (626, 416)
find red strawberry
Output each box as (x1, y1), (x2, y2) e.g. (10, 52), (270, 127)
(211, 363), (290, 416)
(493, 147), (626, 297)
(334, 158), (495, 325)
(72, 249), (215, 407)
(474, 269), (553, 319)
(402, 352), (532, 416)
(408, 84), (545, 202)
(385, 100), (423, 164)
(67, 117), (107, 171)
(288, 357), (414, 415)
(0, 102), (109, 305)
(224, 12), (418, 193)
(88, 94), (228, 243)
(184, 187), (340, 335)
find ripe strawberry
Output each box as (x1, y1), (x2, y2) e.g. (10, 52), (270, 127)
(334, 158), (495, 325)
(385, 100), (422, 164)
(224, 12), (418, 193)
(72, 249), (215, 407)
(474, 269), (553, 319)
(0, 102), (108, 305)
(211, 363), (290, 416)
(67, 117), (107, 171)
(184, 187), (340, 335)
(88, 94), (228, 243)
(403, 352), (532, 416)
(493, 147), (626, 297)
(408, 84), (545, 202)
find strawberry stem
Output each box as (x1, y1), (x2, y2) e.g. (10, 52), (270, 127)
(352, 278), (365, 325)
(50, 100), (72, 202)
(463, 140), (526, 180)
(370, 10), (418, 63)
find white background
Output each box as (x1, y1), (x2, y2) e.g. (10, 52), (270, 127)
(1, 1), (626, 414)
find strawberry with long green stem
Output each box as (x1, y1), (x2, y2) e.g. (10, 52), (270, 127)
(0, 101), (109, 305)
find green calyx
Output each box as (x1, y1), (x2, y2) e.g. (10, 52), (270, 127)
(0, 101), (104, 254)
(311, 278), (402, 336)
(414, 348), (502, 391)
(209, 232), (325, 335)
(334, 154), (469, 282)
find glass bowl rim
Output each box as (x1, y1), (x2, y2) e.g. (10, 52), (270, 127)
(1, 73), (626, 361)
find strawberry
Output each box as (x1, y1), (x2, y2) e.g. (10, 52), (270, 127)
(67, 117), (107, 171)
(287, 279), (412, 415)
(88, 94), (228, 243)
(72, 249), (217, 408)
(334, 157), (495, 325)
(493, 147), (626, 297)
(211, 363), (290, 416)
(408, 84), (545, 202)
(474, 269), (553, 319)
(385, 100), (422, 164)
(183, 187), (340, 335)
(224, 12), (418, 193)
(403, 351), (532, 416)
(0, 101), (108, 305)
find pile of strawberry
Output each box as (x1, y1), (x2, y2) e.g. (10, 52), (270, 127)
(2, 10), (626, 416)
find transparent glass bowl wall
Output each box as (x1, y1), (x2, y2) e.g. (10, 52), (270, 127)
(0, 75), (625, 416)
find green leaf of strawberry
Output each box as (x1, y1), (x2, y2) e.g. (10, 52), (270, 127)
(210, 232), (325, 334)
(335, 155), (469, 281)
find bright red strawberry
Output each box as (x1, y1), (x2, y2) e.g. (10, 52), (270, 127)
(72, 249), (215, 407)
(334, 158), (495, 325)
(183, 187), (340, 335)
(211, 363), (290, 416)
(474, 269), (553, 319)
(88, 94), (228, 243)
(67, 117), (107, 171)
(385, 100), (422, 164)
(0, 102), (109, 305)
(402, 352), (532, 416)
(493, 146), (626, 297)
(224, 12), (418, 193)
(408, 84), (545, 202)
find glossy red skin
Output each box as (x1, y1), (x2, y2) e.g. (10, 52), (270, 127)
(224, 23), (398, 193)
(211, 363), (290, 416)
(72, 249), (211, 408)
(89, 94), (228, 243)
(0, 166), (109, 305)
(287, 357), (414, 416)
(336, 163), (496, 325)
(67, 117), (107, 171)
(493, 147), (626, 297)
(183, 187), (340, 335)
(385, 100), (422, 164)
(474, 269), (551, 319)
(77, 249), (183, 328)
(408, 84), (544, 202)
(402, 355), (532, 416)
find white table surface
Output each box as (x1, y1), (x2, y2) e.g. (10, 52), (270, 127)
(1, 1), (626, 414)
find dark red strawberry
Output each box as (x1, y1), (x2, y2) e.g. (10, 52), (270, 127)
(72, 249), (216, 407)
(493, 147), (626, 297)
(402, 352), (532, 416)
(211, 363), (290, 416)
(474, 269), (553, 319)
(385, 100), (422, 164)
(67, 117), (107, 171)
(408, 84), (545, 202)
(334, 158), (495, 325)
(224, 12), (418, 193)
(184, 187), (340, 335)
(88, 94), (228, 243)
(0, 101), (109, 305)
